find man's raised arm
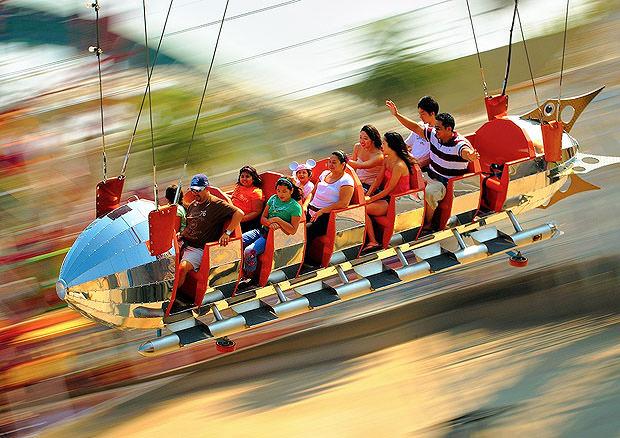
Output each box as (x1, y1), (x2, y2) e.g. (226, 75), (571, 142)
(386, 100), (425, 138)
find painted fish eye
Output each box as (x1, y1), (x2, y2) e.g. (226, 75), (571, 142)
(544, 103), (555, 116)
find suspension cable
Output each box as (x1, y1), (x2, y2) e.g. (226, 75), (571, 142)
(141, 0), (159, 208)
(516, 6), (543, 120)
(175, 0), (231, 203)
(120, 0), (175, 177)
(501, 0), (518, 96)
(558, 0), (570, 119)
(91, 0), (107, 180)
(465, 0), (488, 97)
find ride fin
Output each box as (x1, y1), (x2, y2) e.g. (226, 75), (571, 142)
(571, 152), (620, 174)
(147, 205), (178, 256)
(539, 174), (599, 209)
(96, 176), (125, 218)
(520, 86), (604, 133)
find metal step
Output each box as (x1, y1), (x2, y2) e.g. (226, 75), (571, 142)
(483, 235), (516, 254)
(175, 321), (211, 346)
(425, 252), (460, 272)
(165, 294), (195, 323)
(304, 286), (340, 308)
(241, 306), (278, 326)
(366, 269), (401, 290)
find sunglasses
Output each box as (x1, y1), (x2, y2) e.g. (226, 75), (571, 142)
(190, 187), (206, 193)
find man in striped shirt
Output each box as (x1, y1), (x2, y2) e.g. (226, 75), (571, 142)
(386, 100), (480, 227)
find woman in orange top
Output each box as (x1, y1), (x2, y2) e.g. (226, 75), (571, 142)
(232, 165), (265, 233)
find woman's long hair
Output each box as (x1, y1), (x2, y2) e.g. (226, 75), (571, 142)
(360, 124), (382, 149)
(383, 131), (416, 174)
(276, 176), (302, 201)
(237, 165), (262, 187)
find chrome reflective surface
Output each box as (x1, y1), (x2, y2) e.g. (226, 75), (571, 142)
(208, 242), (242, 287)
(58, 199), (174, 329)
(510, 117), (580, 159)
(334, 205), (366, 252)
(503, 158), (548, 210)
(450, 174), (481, 216)
(393, 191), (424, 234)
(271, 226), (305, 270)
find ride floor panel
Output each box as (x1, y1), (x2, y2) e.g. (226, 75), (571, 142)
(484, 235), (517, 254)
(176, 322), (211, 346)
(366, 269), (401, 290)
(425, 253), (460, 272)
(304, 286), (340, 308)
(241, 307), (278, 326)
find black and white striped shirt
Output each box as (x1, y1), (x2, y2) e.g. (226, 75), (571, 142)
(423, 127), (472, 183)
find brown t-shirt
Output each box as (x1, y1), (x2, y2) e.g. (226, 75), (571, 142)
(181, 197), (237, 248)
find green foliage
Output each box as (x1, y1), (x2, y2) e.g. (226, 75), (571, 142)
(342, 14), (454, 106)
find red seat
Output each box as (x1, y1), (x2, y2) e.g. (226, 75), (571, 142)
(372, 164), (426, 248)
(254, 171), (307, 285)
(256, 214), (306, 286)
(306, 158), (366, 267)
(474, 118), (537, 212)
(435, 158), (482, 230)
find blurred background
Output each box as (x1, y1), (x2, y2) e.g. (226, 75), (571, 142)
(1, 0), (619, 436)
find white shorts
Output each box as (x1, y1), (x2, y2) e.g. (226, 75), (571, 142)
(181, 246), (203, 270)
(423, 174), (447, 209)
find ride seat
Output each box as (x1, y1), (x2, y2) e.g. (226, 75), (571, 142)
(253, 171), (307, 285)
(474, 118), (536, 211)
(435, 159), (482, 230)
(372, 164), (426, 248)
(306, 158), (366, 267)
(256, 213), (306, 285)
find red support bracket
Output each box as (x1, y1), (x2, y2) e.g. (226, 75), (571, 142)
(95, 176), (125, 218)
(148, 205), (177, 256)
(541, 120), (564, 162)
(484, 95), (509, 121)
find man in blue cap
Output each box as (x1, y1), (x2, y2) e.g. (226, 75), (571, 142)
(178, 173), (243, 289)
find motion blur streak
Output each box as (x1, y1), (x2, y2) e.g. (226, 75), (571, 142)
(1, 0), (619, 436)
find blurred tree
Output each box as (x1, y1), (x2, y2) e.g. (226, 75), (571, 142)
(343, 15), (455, 107)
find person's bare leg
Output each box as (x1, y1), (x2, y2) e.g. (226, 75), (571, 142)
(177, 260), (195, 289)
(364, 212), (378, 247)
(364, 201), (388, 248)
(424, 202), (435, 229)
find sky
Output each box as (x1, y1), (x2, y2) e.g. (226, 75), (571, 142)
(2, 0), (602, 101)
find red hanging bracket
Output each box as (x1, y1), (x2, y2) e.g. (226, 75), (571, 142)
(484, 94), (509, 120)
(541, 120), (564, 162)
(148, 204), (178, 256)
(96, 176), (125, 218)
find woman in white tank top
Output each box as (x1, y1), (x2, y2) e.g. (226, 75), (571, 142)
(348, 124), (384, 191)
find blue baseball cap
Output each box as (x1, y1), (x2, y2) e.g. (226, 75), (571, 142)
(190, 173), (210, 191)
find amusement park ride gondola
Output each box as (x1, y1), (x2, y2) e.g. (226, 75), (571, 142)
(55, 0), (620, 356)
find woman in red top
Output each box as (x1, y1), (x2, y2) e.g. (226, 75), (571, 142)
(231, 165), (265, 233)
(363, 132), (416, 251)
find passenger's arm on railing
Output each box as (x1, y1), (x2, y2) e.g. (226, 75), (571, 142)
(219, 207), (244, 246)
(461, 146), (480, 162)
(310, 185), (354, 222)
(271, 215), (301, 235)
